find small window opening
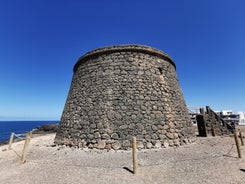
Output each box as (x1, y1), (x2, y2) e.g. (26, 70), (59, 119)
(158, 68), (163, 75)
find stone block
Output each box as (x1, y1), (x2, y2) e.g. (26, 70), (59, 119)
(111, 133), (119, 140)
(154, 140), (162, 148)
(163, 141), (169, 148)
(112, 141), (121, 150)
(97, 140), (106, 149)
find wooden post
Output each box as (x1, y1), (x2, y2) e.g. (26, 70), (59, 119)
(20, 132), (32, 164)
(132, 136), (138, 174)
(29, 131), (33, 139)
(234, 130), (242, 158)
(239, 131), (244, 146)
(8, 132), (15, 150)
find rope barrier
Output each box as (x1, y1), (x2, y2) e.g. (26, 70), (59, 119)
(14, 133), (26, 139)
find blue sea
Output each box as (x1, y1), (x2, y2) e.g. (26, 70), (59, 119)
(0, 121), (59, 143)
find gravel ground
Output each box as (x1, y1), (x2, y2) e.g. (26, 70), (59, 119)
(1, 133), (245, 184)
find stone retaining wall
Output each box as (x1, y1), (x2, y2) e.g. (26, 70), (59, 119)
(55, 44), (195, 150)
(196, 106), (234, 136)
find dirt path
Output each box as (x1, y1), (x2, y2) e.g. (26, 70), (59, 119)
(1, 133), (245, 184)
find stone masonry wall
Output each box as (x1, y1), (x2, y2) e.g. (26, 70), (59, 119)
(196, 106), (234, 137)
(55, 44), (195, 150)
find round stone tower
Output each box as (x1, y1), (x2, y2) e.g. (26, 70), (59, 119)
(55, 44), (194, 150)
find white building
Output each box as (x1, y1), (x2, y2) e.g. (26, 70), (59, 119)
(220, 110), (233, 116)
(215, 110), (245, 126)
(238, 112), (245, 125)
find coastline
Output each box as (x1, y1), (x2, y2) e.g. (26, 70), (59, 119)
(0, 132), (55, 146)
(0, 121), (59, 143)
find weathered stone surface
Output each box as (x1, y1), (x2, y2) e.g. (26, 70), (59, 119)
(101, 134), (110, 139)
(169, 140), (174, 146)
(170, 128), (175, 133)
(169, 122), (175, 129)
(152, 125), (158, 131)
(145, 135), (151, 141)
(173, 133), (179, 138)
(154, 140), (162, 148)
(163, 141), (169, 148)
(146, 142), (153, 149)
(111, 133), (119, 140)
(112, 141), (121, 150)
(55, 44), (195, 150)
(122, 140), (130, 148)
(167, 133), (175, 139)
(163, 125), (169, 130)
(174, 139), (180, 146)
(97, 140), (106, 149)
(94, 132), (101, 139)
(137, 141), (144, 149)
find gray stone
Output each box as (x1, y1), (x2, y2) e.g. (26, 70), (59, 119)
(170, 128), (175, 133)
(94, 132), (101, 139)
(119, 125), (128, 129)
(101, 134), (110, 139)
(169, 140), (174, 146)
(105, 143), (112, 150)
(152, 105), (158, 110)
(128, 123), (135, 129)
(90, 124), (96, 129)
(87, 134), (93, 139)
(163, 125), (169, 130)
(157, 125), (163, 129)
(122, 140), (130, 147)
(107, 111), (115, 120)
(131, 114), (137, 119)
(136, 123), (144, 130)
(167, 133), (174, 139)
(173, 133), (179, 138)
(174, 139), (180, 146)
(121, 106), (127, 110)
(169, 122), (175, 128)
(159, 134), (166, 140)
(138, 70), (144, 75)
(111, 133), (119, 139)
(97, 140), (106, 149)
(145, 135), (151, 141)
(152, 125), (158, 131)
(163, 141), (169, 148)
(154, 140), (162, 148)
(146, 142), (153, 149)
(151, 133), (158, 140)
(112, 141), (121, 150)
(97, 123), (103, 129)
(88, 144), (94, 148)
(137, 141), (144, 149)
(115, 113), (122, 120)
(161, 130), (167, 135)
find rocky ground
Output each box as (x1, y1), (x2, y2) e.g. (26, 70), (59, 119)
(1, 133), (245, 184)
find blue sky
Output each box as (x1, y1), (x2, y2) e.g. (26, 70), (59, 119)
(0, 0), (244, 120)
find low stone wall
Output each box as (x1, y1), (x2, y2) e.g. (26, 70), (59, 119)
(55, 44), (195, 150)
(196, 106), (234, 136)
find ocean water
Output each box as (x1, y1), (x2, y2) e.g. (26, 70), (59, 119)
(0, 121), (59, 142)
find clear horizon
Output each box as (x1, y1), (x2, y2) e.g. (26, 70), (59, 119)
(0, 0), (245, 120)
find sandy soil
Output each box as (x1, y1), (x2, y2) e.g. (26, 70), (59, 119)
(1, 133), (245, 184)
